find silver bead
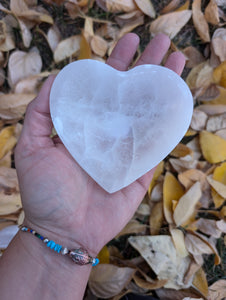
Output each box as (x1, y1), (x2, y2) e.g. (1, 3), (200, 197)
(61, 247), (68, 255)
(43, 238), (49, 243)
(32, 231), (36, 235)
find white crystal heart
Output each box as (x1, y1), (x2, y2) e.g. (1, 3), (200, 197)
(50, 59), (193, 193)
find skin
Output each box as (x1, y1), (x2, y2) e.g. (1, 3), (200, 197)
(0, 33), (185, 300)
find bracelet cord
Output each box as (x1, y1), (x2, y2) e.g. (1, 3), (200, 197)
(20, 226), (99, 267)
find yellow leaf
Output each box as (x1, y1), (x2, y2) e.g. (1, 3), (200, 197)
(192, 268), (208, 298)
(0, 126), (17, 160)
(192, 0), (210, 42)
(149, 202), (164, 235)
(212, 189), (225, 208)
(150, 10), (192, 39)
(213, 162), (226, 183)
(204, 0), (219, 25)
(173, 182), (202, 227)
(199, 131), (226, 163)
(97, 245), (110, 264)
(185, 129), (197, 136)
(213, 61), (226, 88)
(163, 172), (184, 224)
(148, 161), (164, 196)
(170, 228), (189, 257)
(176, 0), (190, 11)
(170, 143), (192, 158)
(134, 0), (156, 18)
(220, 206), (226, 218)
(78, 33), (91, 60)
(207, 175), (226, 198)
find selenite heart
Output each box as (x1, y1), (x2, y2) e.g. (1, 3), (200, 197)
(50, 59), (193, 193)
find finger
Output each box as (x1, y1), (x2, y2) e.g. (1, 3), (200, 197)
(135, 33), (170, 66)
(164, 51), (186, 76)
(21, 76), (55, 146)
(106, 33), (140, 71)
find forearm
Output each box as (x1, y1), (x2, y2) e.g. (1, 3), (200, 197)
(0, 229), (92, 300)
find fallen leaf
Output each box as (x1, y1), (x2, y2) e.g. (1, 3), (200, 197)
(160, 0), (180, 14)
(14, 72), (50, 94)
(0, 68), (5, 86)
(208, 279), (226, 300)
(207, 175), (226, 198)
(97, 245), (110, 264)
(199, 131), (226, 163)
(0, 93), (35, 120)
(0, 191), (21, 215)
(183, 46), (205, 68)
(192, 0), (210, 42)
(197, 84), (220, 102)
(97, 0), (136, 13)
(88, 264), (135, 298)
(173, 182), (202, 227)
(186, 137), (202, 160)
(170, 228), (189, 257)
(149, 202), (164, 235)
(118, 15), (144, 39)
(0, 225), (19, 249)
(133, 273), (167, 290)
(155, 288), (202, 300)
(185, 233), (213, 256)
(54, 35), (81, 63)
(178, 169), (207, 190)
(175, 0), (190, 11)
(90, 35), (108, 57)
(190, 110), (208, 131)
(213, 61), (226, 88)
(207, 86), (226, 105)
(78, 32), (92, 60)
(8, 47), (42, 88)
(192, 268), (208, 298)
(116, 219), (146, 238)
(196, 218), (222, 238)
(150, 10), (192, 39)
(170, 143), (193, 158)
(136, 203), (150, 216)
(206, 113), (226, 132)
(148, 161), (164, 195)
(197, 104), (226, 115)
(163, 172), (184, 224)
(47, 25), (61, 52)
(129, 235), (192, 289)
(169, 158), (204, 173)
(0, 20), (15, 52)
(212, 28), (226, 62)
(134, 0), (156, 18)
(204, 0), (219, 25)
(0, 151), (12, 168)
(150, 181), (163, 202)
(0, 126), (17, 160)
(216, 220), (226, 233)
(216, 128), (226, 140)
(17, 18), (32, 48)
(0, 167), (19, 191)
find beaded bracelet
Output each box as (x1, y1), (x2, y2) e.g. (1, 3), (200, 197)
(20, 226), (99, 266)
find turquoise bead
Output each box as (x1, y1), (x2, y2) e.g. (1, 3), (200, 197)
(92, 258), (99, 266)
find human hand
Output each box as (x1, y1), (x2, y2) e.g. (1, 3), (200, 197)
(15, 33), (185, 256)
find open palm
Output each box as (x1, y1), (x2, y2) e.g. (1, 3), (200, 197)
(15, 33), (185, 255)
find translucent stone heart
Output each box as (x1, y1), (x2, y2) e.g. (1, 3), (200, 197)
(50, 59), (193, 193)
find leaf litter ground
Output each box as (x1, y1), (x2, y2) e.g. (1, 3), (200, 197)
(0, 0), (225, 299)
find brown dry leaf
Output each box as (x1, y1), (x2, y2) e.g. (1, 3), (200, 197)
(118, 15), (144, 39)
(160, 0), (180, 14)
(197, 84), (220, 102)
(155, 288), (202, 300)
(90, 35), (108, 57)
(54, 35), (81, 63)
(14, 72), (50, 94)
(206, 113), (226, 132)
(8, 47), (42, 88)
(134, 0), (156, 18)
(207, 86), (226, 105)
(115, 219), (146, 238)
(185, 233), (213, 256)
(88, 264), (135, 298)
(183, 46), (205, 68)
(0, 126), (17, 160)
(148, 161), (164, 196)
(0, 191), (21, 215)
(0, 68), (5, 87)
(204, 0), (220, 25)
(149, 202), (164, 235)
(192, 268), (209, 298)
(173, 182), (202, 227)
(213, 61), (226, 88)
(200, 131), (226, 163)
(192, 0), (210, 42)
(97, 0), (136, 13)
(133, 273), (167, 290)
(47, 25), (61, 52)
(129, 235), (192, 289)
(216, 220), (226, 232)
(207, 175), (226, 198)
(197, 104), (226, 115)
(150, 10), (192, 39)
(170, 228), (189, 257)
(175, 0), (190, 11)
(190, 110), (208, 131)
(208, 279), (226, 300)
(0, 20), (15, 52)
(0, 93), (35, 120)
(178, 169), (207, 191)
(0, 167), (19, 191)
(17, 18), (32, 48)
(212, 28), (226, 62)
(170, 143), (193, 158)
(163, 172), (184, 224)
(78, 32), (92, 60)
(196, 218), (222, 238)
(0, 151), (12, 168)
(83, 17), (94, 42)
